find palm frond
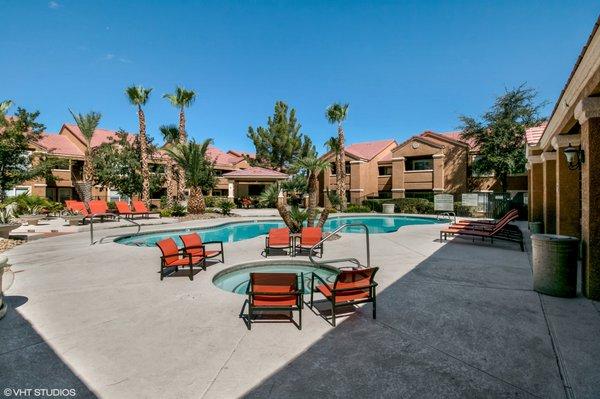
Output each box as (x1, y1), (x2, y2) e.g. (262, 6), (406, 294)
(0, 100), (13, 115)
(159, 124), (180, 144)
(163, 86), (196, 108)
(68, 109), (102, 144)
(325, 103), (349, 124)
(125, 85), (152, 106)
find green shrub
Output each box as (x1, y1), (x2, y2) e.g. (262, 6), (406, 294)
(107, 201), (116, 211)
(346, 204), (372, 213)
(171, 203), (187, 216)
(204, 196), (218, 207)
(160, 208), (172, 217)
(219, 199), (234, 215)
(362, 198), (435, 214)
(454, 202), (475, 217)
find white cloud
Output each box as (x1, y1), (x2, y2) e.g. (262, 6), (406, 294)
(103, 53), (115, 60)
(48, 1), (60, 9)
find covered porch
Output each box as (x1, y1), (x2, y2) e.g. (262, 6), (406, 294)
(222, 166), (289, 200)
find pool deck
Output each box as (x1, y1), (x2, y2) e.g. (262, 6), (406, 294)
(1, 215), (599, 398)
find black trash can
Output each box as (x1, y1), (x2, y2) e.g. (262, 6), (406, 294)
(529, 221), (543, 234)
(531, 234), (579, 297)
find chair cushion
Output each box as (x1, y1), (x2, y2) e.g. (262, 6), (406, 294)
(252, 295), (297, 307)
(165, 256), (203, 267)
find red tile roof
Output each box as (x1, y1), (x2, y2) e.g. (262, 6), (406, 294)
(345, 139), (396, 161)
(206, 146), (245, 166)
(37, 133), (83, 157)
(63, 124), (134, 147)
(222, 166), (288, 178)
(525, 122), (548, 146)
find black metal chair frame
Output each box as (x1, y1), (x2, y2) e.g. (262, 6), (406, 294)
(243, 273), (304, 330)
(179, 239), (225, 263)
(159, 249), (206, 281)
(309, 269), (378, 327)
(264, 235), (294, 257)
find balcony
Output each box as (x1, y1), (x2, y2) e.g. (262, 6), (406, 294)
(404, 170), (433, 190)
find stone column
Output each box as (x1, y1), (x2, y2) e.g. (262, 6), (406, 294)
(527, 165), (532, 222)
(529, 157), (544, 223)
(541, 152), (557, 234)
(575, 97), (600, 300)
(432, 153), (445, 193)
(552, 134), (581, 238)
(391, 156), (405, 199)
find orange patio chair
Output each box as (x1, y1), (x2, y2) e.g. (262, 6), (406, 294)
(295, 227), (324, 257)
(156, 238), (206, 280)
(244, 272), (303, 330)
(65, 200), (89, 217)
(310, 267), (379, 326)
(115, 201), (146, 219)
(132, 200), (160, 219)
(179, 232), (224, 263)
(88, 200), (116, 222)
(264, 227), (293, 257)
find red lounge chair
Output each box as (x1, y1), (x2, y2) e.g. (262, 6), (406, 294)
(454, 209), (519, 228)
(451, 209), (519, 232)
(295, 227), (324, 257)
(179, 233), (224, 263)
(244, 272), (303, 330)
(65, 200), (89, 217)
(156, 238), (205, 280)
(132, 200), (160, 218)
(310, 267), (379, 326)
(440, 216), (524, 251)
(115, 201), (146, 219)
(265, 228), (293, 256)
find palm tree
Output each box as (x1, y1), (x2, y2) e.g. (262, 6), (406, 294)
(166, 139), (215, 214)
(125, 85), (152, 207)
(163, 87), (196, 199)
(325, 103), (349, 211)
(295, 156), (328, 226)
(159, 124), (180, 208)
(325, 136), (343, 210)
(69, 109), (101, 203)
(0, 100), (13, 116)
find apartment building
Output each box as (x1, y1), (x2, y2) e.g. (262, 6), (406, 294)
(318, 131), (527, 206)
(13, 123), (280, 203)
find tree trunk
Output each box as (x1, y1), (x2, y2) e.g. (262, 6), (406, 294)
(337, 124), (347, 211)
(177, 108), (187, 200)
(81, 149), (94, 202)
(500, 174), (508, 193)
(276, 201), (301, 232)
(188, 186), (205, 214)
(138, 106), (150, 207)
(306, 172), (318, 227)
(164, 162), (174, 208)
(316, 207), (330, 228)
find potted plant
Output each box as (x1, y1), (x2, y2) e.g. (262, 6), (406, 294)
(0, 204), (20, 239)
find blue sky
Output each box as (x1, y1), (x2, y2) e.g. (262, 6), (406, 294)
(2, 1), (598, 153)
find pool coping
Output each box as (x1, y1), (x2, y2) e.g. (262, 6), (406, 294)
(212, 259), (341, 294)
(114, 213), (446, 245)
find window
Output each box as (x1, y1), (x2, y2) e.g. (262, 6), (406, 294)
(345, 162), (351, 174)
(330, 162), (351, 175)
(406, 158), (433, 171)
(4, 187), (30, 197)
(378, 191), (392, 199)
(58, 188), (72, 203)
(378, 166), (392, 176)
(330, 162), (337, 175)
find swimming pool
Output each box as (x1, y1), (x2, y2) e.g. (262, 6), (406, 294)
(212, 260), (339, 295)
(115, 215), (440, 247)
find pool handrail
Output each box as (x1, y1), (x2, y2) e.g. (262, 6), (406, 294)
(89, 213), (141, 245)
(308, 223), (370, 269)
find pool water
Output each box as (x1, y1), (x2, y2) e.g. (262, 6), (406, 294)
(115, 215), (439, 247)
(212, 262), (340, 295)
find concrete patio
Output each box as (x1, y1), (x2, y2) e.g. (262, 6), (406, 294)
(0, 216), (599, 398)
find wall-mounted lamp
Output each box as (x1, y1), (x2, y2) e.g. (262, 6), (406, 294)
(563, 143), (584, 170)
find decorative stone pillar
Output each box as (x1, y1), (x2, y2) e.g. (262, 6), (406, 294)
(391, 156), (405, 199)
(575, 97), (600, 300)
(277, 188), (285, 206)
(227, 182), (234, 200)
(529, 156), (544, 223)
(541, 151), (557, 234)
(432, 153), (445, 193)
(552, 134), (581, 238)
